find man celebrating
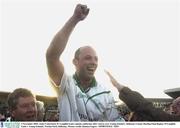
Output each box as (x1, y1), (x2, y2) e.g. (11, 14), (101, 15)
(46, 4), (124, 121)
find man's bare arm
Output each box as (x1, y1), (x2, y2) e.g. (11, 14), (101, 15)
(105, 70), (125, 91)
(46, 4), (89, 86)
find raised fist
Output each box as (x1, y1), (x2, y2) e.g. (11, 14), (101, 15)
(73, 4), (89, 21)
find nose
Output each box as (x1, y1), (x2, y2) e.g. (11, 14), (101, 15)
(91, 57), (98, 65)
(28, 104), (36, 113)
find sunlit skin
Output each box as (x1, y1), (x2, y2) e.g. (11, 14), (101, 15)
(11, 96), (37, 121)
(73, 46), (98, 90)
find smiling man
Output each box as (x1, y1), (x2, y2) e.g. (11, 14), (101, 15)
(46, 4), (124, 121)
(7, 88), (37, 121)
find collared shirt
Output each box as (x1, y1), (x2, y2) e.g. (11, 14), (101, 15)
(51, 72), (124, 121)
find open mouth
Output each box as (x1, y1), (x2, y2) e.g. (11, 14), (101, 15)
(87, 67), (96, 73)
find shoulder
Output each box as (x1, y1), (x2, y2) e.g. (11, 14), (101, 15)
(95, 82), (111, 92)
(60, 72), (74, 84)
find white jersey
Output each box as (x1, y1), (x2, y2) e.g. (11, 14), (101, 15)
(52, 73), (124, 121)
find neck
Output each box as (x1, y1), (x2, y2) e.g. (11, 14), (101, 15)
(74, 71), (97, 93)
(75, 72), (93, 90)
(79, 76), (92, 90)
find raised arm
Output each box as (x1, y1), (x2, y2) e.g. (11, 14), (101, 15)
(105, 70), (125, 91)
(105, 71), (180, 121)
(46, 4), (89, 85)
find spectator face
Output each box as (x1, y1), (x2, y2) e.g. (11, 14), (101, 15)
(171, 97), (180, 115)
(37, 108), (45, 121)
(11, 96), (37, 121)
(74, 47), (98, 80)
(0, 113), (5, 121)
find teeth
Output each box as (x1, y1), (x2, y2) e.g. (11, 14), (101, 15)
(87, 67), (95, 71)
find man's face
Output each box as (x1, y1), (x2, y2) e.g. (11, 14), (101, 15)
(11, 96), (37, 121)
(171, 97), (180, 115)
(0, 113), (5, 120)
(75, 47), (98, 80)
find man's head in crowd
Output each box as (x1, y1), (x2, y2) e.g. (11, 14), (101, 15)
(171, 96), (180, 115)
(36, 101), (45, 121)
(7, 88), (37, 121)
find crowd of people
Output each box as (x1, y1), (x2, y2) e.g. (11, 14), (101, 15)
(0, 4), (179, 122)
(0, 86), (179, 122)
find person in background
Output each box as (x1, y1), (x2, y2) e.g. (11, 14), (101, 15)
(105, 71), (180, 121)
(128, 112), (145, 121)
(7, 88), (37, 121)
(171, 96), (180, 115)
(46, 4), (124, 121)
(163, 102), (173, 114)
(36, 101), (45, 121)
(0, 113), (5, 121)
(0, 104), (8, 121)
(47, 112), (59, 121)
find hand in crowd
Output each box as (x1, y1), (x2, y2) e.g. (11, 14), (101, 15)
(105, 70), (125, 91)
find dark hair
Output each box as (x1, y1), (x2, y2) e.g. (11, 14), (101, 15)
(7, 88), (35, 110)
(74, 46), (95, 59)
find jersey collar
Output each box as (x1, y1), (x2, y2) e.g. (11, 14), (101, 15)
(73, 73), (97, 93)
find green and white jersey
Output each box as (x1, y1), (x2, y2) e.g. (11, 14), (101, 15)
(54, 73), (124, 121)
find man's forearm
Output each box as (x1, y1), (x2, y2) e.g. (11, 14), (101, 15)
(119, 87), (152, 111)
(46, 4), (89, 86)
(46, 16), (79, 60)
(119, 87), (180, 121)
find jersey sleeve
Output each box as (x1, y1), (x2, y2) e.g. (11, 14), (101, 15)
(49, 72), (69, 95)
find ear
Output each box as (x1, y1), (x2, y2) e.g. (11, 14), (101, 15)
(73, 58), (78, 66)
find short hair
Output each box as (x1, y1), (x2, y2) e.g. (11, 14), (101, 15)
(74, 46), (94, 59)
(74, 47), (81, 59)
(7, 88), (35, 110)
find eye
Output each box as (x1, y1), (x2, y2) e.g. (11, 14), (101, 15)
(84, 55), (91, 60)
(95, 56), (98, 61)
(20, 104), (29, 108)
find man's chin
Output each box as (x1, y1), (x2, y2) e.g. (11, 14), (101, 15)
(87, 72), (94, 76)
(84, 74), (94, 80)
